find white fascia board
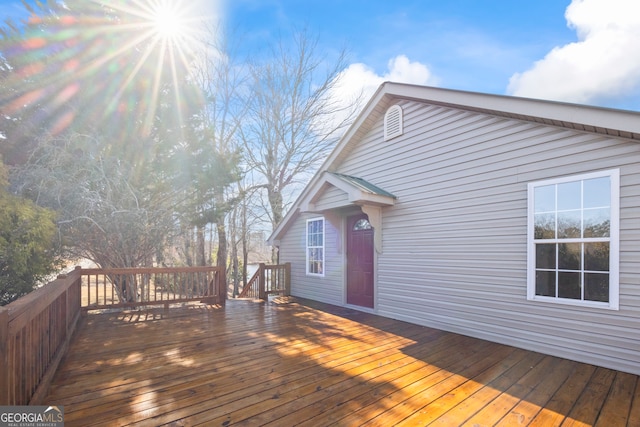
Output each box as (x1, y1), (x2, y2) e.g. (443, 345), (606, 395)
(385, 83), (640, 136)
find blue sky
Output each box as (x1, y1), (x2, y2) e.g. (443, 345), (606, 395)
(2, 0), (640, 111)
(226, 1), (573, 93)
(222, 0), (640, 111)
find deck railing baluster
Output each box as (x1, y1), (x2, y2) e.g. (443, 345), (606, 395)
(2, 269), (83, 405)
(237, 263), (291, 300)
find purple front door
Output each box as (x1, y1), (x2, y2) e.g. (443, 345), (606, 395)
(346, 214), (374, 308)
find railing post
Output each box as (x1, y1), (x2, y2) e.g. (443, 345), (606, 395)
(219, 268), (227, 307)
(258, 263), (266, 300)
(68, 270), (80, 333)
(285, 262), (291, 296)
(0, 307), (9, 405)
(208, 271), (214, 300)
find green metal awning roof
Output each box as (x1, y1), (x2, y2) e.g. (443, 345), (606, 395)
(328, 172), (397, 199)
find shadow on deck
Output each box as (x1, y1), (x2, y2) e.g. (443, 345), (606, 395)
(44, 298), (640, 426)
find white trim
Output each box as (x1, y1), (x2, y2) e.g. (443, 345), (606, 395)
(527, 169), (620, 310)
(305, 217), (325, 277)
(299, 172), (396, 212)
(360, 205), (383, 254)
(380, 83), (640, 136)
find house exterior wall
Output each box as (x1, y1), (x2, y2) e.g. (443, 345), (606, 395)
(278, 99), (640, 374)
(278, 212), (344, 306)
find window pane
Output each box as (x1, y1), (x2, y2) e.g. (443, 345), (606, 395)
(307, 221), (314, 245)
(585, 242), (609, 271)
(585, 273), (609, 302)
(558, 210), (581, 238)
(536, 271), (556, 297)
(353, 219), (372, 230)
(307, 219), (324, 275)
(309, 260), (319, 274)
(558, 243), (581, 271)
(534, 213), (555, 239)
(529, 171), (616, 307)
(534, 185), (555, 213)
(307, 220), (324, 247)
(308, 248), (324, 274)
(557, 181), (581, 211)
(583, 208), (610, 237)
(558, 272), (581, 299)
(536, 244), (556, 269)
(584, 177), (610, 209)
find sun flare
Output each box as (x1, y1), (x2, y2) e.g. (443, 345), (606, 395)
(150, 3), (188, 41)
(94, 0), (208, 135)
(1, 0), (217, 138)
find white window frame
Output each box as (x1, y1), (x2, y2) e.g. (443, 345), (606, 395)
(306, 217), (325, 277)
(527, 169), (620, 310)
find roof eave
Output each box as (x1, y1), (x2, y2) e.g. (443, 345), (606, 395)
(268, 82), (640, 245)
(382, 83), (640, 138)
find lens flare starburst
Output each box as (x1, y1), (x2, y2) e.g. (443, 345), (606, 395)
(151, 3), (186, 40)
(0, 0), (209, 140)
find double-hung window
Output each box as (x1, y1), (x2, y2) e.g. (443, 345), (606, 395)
(306, 217), (324, 276)
(527, 169), (619, 309)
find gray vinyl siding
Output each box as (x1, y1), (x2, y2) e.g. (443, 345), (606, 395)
(329, 99), (640, 374)
(278, 213), (343, 306)
(314, 185), (348, 211)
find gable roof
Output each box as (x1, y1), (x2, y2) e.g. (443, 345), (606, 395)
(268, 82), (640, 244)
(297, 171), (396, 213)
(328, 172), (397, 199)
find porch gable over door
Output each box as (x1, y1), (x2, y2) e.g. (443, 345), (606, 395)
(299, 172), (396, 253)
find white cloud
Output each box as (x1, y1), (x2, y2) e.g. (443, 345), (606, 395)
(319, 55), (437, 138)
(338, 55), (437, 106)
(508, 0), (640, 105)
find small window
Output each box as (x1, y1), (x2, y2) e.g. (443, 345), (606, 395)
(352, 218), (372, 231)
(384, 105), (403, 141)
(527, 169), (619, 309)
(306, 217), (324, 276)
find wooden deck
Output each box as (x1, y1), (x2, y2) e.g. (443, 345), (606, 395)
(44, 298), (640, 426)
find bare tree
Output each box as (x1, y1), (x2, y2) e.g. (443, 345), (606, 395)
(229, 177), (271, 296)
(12, 133), (178, 272)
(241, 29), (361, 246)
(185, 25), (245, 276)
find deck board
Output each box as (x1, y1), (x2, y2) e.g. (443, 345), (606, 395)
(44, 298), (639, 426)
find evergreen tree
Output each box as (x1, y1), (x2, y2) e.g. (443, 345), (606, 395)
(0, 162), (60, 305)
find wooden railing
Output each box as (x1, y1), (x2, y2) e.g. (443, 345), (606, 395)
(0, 269), (82, 405)
(79, 266), (225, 311)
(238, 263), (291, 300)
(239, 268), (261, 299)
(0, 265), (226, 405)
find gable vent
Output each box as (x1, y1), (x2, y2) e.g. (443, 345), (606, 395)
(384, 105), (403, 141)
